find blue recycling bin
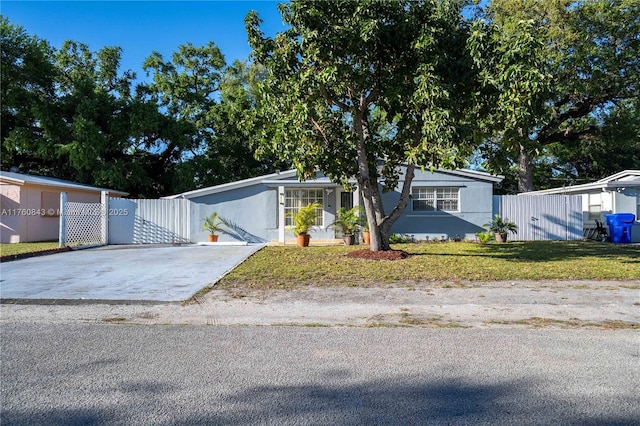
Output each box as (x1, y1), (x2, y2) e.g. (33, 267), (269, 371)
(605, 213), (636, 243)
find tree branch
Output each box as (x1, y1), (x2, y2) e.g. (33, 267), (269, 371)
(309, 116), (330, 145)
(319, 83), (350, 110)
(381, 163), (415, 234)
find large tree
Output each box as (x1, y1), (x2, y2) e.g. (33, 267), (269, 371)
(471, 0), (640, 192)
(141, 45), (285, 193)
(246, 0), (478, 251)
(1, 17), (57, 173)
(549, 98), (640, 183)
(1, 19), (171, 197)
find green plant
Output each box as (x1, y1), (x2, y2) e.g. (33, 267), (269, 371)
(484, 215), (518, 237)
(202, 212), (230, 235)
(287, 202), (322, 235)
(476, 231), (494, 243)
(329, 206), (365, 236)
(389, 233), (412, 244)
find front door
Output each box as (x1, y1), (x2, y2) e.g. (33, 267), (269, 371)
(340, 191), (353, 210)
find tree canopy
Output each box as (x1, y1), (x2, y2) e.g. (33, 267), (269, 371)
(470, 0), (640, 191)
(246, 0), (478, 251)
(1, 16), (284, 197)
(3, 0), (638, 205)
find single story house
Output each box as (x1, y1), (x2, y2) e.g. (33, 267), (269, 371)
(165, 167), (503, 244)
(527, 170), (640, 242)
(0, 171), (128, 243)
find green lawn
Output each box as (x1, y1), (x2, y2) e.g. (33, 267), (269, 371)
(218, 241), (640, 289)
(0, 242), (60, 257)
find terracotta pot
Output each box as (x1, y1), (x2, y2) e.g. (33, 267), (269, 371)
(495, 233), (508, 243)
(343, 234), (355, 246)
(296, 233), (310, 247)
(363, 231), (371, 245)
(208, 234), (219, 242)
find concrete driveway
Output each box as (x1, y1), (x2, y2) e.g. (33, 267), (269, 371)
(0, 244), (264, 303)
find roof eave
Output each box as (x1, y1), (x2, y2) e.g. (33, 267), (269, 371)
(165, 170), (299, 199)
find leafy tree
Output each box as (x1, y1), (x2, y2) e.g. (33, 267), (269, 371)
(1, 16), (57, 173)
(173, 60), (289, 192)
(246, 0), (477, 251)
(1, 18), (176, 197)
(549, 99), (640, 183)
(471, 0), (640, 192)
(141, 44), (284, 193)
(141, 42), (224, 176)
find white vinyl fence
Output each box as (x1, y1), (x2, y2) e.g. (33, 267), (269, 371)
(494, 195), (583, 241)
(59, 191), (108, 248)
(60, 194), (193, 246)
(108, 198), (192, 244)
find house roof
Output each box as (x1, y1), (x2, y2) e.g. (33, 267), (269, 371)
(436, 168), (504, 183)
(165, 167), (503, 200)
(163, 170), (299, 199)
(526, 170), (640, 195)
(0, 171), (129, 196)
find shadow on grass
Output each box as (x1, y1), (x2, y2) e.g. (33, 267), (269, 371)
(405, 241), (640, 263)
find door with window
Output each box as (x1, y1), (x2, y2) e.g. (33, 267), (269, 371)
(340, 192), (353, 210)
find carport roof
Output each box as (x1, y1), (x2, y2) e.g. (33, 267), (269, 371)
(0, 171), (129, 196)
(526, 170), (640, 195)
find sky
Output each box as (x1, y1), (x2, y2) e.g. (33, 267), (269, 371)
(2, 1), (288, 82)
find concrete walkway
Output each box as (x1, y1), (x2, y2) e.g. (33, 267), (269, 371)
(0, 244), (264, 303)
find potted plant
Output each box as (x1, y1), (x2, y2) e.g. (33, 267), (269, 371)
(362, 219), (371, 245)
(484, 214), (518, 243)
(202, 212), (228, 242)
(288, 202), (322, 247)
(329, 206), (363, 245)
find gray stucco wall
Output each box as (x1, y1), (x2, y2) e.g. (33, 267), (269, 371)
(190, 184), (277, 243)
(186, 169), (498, 243)
(383, 169), (494, 241)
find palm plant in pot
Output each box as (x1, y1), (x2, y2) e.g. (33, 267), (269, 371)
(288, 202), (322, 247)
(329, 206), (363, 245)
(202, 212), (229, 242)
(484, 214), (518, 243)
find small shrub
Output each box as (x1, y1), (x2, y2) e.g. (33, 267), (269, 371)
(476, 231), (494, 243)
(389, 233), (412, 244)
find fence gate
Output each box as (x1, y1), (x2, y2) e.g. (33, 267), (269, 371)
(59, 191), (108, 248)
(108, 198), (192, 244)
(495, 194), (583, 241)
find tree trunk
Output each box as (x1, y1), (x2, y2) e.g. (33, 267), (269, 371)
(353, 110), (389, 251)
(380, 164), (415, 237)
(518, 143), (534, 193)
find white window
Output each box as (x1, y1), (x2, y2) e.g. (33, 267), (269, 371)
(588, 193), (602, 221)
(284, 189), (324, 227)
(412, 187), (459, 212)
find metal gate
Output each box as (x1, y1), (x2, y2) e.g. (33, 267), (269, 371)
(59, 194), (192, 247)
(494, 195), (583, 241)
(108, 198), (192, 244)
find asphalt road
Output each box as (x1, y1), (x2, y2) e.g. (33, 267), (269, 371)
(2, 323), (638, 425)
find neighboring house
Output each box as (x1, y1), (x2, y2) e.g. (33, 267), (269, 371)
(165, 167), (503, 244)
(0, 171), (128, 243)
(527, 170), (640, 242)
